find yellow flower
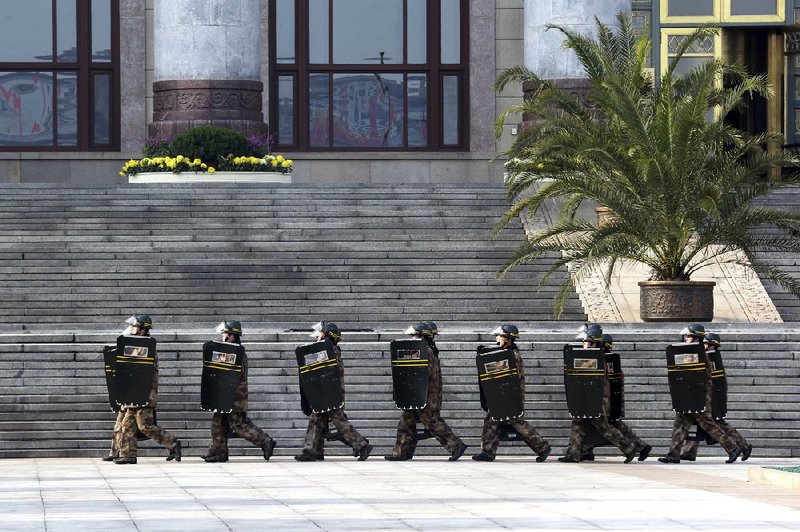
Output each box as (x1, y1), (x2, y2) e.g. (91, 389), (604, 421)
(193, 158), (201, 165)
(201, 163), (207, 169)
(233, 157), (242, 164)
(276, 155), (285, 163)
(285, 159), (293, 166)
(141, 158), (151, 166)
(266, 154), (274, 160)
(119, 171), (126, 176)
(271, 159), (279, 167)
(208, 167), (216, 174)
(281, 161), (291, 168)
(176, 155), (184, 163)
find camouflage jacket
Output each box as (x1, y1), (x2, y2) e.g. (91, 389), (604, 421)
(232, 348), (249, 413)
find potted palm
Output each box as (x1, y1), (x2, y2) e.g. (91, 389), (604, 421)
(494, 15), (800, 321)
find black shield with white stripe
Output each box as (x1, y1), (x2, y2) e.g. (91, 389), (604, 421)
(201, 341), (245, 413)
(390, 339), (430, 409)
(666, 343), (708, 415)
(103, 345), (120, 413)
(296, 340), (344, 413)
(709, 350), (728, 420)
(563, 345), (605, 418)
(476, 347), (523, 421)
(605, 352), (624, 421)
(114, 336), (157, 408)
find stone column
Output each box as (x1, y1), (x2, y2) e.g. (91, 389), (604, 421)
(522, 1), (630, 105)
(149, 0), (267, 138)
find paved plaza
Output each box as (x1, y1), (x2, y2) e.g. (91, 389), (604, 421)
(1, 457), (799, 531)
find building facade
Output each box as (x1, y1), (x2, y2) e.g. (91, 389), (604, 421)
(0, 0), (798, 184)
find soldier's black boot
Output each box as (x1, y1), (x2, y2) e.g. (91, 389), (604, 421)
(384, 454), (412, 461)
(741, 444), (753, 461)
(449, 442), (468, 461)
(203, 453), (229, 463)
(167, 440), (182, 462)
(262, 440), (277, 461)
(557, 455), (580, 463)
(658, 455), (680, 464)
(580, 452), (595, 461)
(624, 450), (636, 463)
(294, 450), (322, 462)
(638, 444), (653, 462)
(471, 451), (495, 462)
(114, 457), (137, 465)
(536, 445), (551, 463)
(356, 443), (373, 461)
(679, 452), (696, 462)
(725, 447), (742, 463)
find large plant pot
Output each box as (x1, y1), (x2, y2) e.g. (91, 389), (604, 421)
(638, 280), (716, 322)
(595, 206), (619, 227)
(129, 171), (292, 184)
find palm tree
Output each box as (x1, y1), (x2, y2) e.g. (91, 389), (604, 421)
(494, 13), (800, 319)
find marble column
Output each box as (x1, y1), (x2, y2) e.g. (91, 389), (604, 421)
(522, 1), (630, 104)
(149, 0), (267, 138)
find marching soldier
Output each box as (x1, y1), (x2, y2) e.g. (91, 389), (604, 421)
(114, 315), (182, 465)
(101, 320), (133, 462)
(659, 324), (743, 464)
(472, 325), (551, 462)
(202, 321), (277, 462)
(385, 322), (468, 461)
(559, 324), (637, 463)
(677, 331), (752, 462)
(581, 334), (651, 461)
(295, 322), (373, 461)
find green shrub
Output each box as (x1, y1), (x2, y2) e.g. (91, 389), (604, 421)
(171, 126), (250, 168)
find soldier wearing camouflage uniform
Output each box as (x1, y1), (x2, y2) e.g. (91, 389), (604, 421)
(114, 315), (182, 465)
(385, 322), (468, 461)
(294, 322), (373, 462)
(679, 332), (752, 461)
(202, 321), (276, 463)
(559, 324), (637, 463)
(659, 325), (743, 463)
(581, 334), (651, 462)
(472, 325), (551, 462)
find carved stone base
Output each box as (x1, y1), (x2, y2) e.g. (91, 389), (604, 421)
(639, 281), (716, 322)
(148, 80), (268, 138)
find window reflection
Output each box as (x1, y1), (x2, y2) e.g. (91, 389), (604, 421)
(442, 75), (458, 145)
(333, 73), (404, 147)
(309, 0), (329, 64)
(278, 76), (294, 145)
(56, 71), (78, 146)
(730, 0), (777, 16)
(92, 0), (111, 62)
(309, 74), (330, 147)
(440, 0), (460, 63)
(408, 74), (428, 146)
(57, 0), (77, 62)
(92, 73), (110, 145)
(0, 72), (54, 146)
(667, 0), (714, 17)
(276, 0), (296, 63)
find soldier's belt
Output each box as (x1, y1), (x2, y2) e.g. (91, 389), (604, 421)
(479, 369), (517, 381)
(203, 361), (242, 373)
(300, 359), (338, 374)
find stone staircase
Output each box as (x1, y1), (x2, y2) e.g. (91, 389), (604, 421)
(0, 184), (585, 326)
(754, 185), (800, 322)
(0, 326), (798, 458)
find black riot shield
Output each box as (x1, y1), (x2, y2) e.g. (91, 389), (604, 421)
(666, 343), (708, 414)
(114, 335), (157, 407)
(296, 340), (344, 414)
(605, 352), (624, 421)
(563, 345), (605, 418)
(390, 339), (430, 409)
(103, 345), (119, 413)
(201, 341), (245, 413)
(709, 350), (727, 420)
(476, 347), (524, 421)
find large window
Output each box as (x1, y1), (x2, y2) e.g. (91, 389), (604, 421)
(0, 0), (118, 150)
(270, 0), (468, 151)
(660, 0), (784, 23)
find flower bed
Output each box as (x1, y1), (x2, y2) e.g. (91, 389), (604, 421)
(120, 154), (293, 183)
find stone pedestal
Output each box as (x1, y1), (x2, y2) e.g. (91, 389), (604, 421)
(149, 0), (266, 138)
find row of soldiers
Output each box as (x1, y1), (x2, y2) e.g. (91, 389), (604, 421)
(103, 316), (752, 464)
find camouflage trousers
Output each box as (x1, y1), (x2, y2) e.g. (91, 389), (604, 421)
(679, 419), (749, 460)
(392, 408), (464, 457)
(565, 417), (636, 459)
(118, 407), (178, 458)
(108, 410), (125, 457)
(665, 412), (737, 459)
(480, 414), (549, 457)
(583, 419), (647, 455)
(303, 408), (368, 455)
(207, 410), (272, 455)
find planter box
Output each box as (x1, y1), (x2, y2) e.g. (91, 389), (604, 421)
(638, 280), (716, 322)
(129, 171), (292, 184)
(748, 467), (800, 490)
